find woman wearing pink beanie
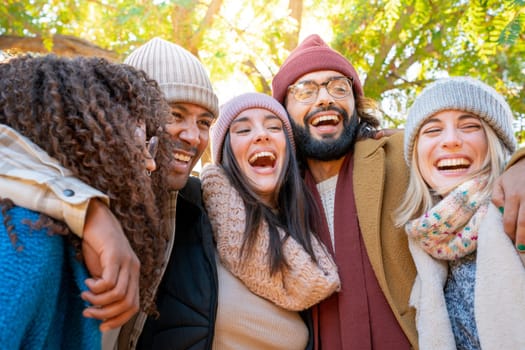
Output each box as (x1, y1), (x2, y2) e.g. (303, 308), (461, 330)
(200, 92), (340, 349)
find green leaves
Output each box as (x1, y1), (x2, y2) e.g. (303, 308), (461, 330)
(2, 0), (523, 142)
(330, 0), (524, 131)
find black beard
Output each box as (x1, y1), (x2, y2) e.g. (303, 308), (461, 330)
(290, 106), (360, 162)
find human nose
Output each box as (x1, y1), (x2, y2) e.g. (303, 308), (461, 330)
(315, 85), (334, 106)
(178, 120), (201, 147)
(441, 127), (462, 149)
(254, 126), (270, 142)
(145, 157), (157, 174)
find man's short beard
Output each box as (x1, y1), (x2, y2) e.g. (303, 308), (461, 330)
(290, 107), (360, 162)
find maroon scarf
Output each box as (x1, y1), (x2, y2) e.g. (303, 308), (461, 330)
(305, 154), (409, 350)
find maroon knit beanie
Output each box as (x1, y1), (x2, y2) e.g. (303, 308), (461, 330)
(272, 34), (363, 104)
(211, 92), (295, 164)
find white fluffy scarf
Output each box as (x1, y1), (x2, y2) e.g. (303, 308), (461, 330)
(409, 204), (525, 350)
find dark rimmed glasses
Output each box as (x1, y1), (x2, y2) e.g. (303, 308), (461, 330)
(288, 76), (354, 104)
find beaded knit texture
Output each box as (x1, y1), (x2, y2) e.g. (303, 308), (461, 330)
(405, 177), (489, 260)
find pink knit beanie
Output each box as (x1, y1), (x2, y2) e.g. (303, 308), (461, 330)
(211, 92), (295, 164)
(272, 34), (363, 104)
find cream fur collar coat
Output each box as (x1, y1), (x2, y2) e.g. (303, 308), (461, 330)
(409, 204), (525, 349)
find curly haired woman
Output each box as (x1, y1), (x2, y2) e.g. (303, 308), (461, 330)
(0, 54), (172, 349)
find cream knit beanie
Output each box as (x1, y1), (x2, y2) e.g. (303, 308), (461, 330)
(124, 37), (219, 118)
(405, 76), (517, 164)
(211, 92), (295, 164)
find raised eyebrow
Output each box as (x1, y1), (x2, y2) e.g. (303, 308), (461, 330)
(230, 116), (251, 126)
(457, 113), (480, 122)
(420, 117), (442, 127)
(327, 75), (348, 82)
(170, 103), (187, 113)
(421, 113), (479, 126)
(296, 75), (344, 85)
(198, 112), (215, 121)
(170, 104), (214, 119)
(232, 116), (250, 124)
(231, 114), (282, 125)
(265, 114), (282, 121)
(294, 79), (316, 86)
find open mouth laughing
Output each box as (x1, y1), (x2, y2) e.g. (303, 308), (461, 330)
(174, 151), (192, 163)
(249, 151), (276, 168)
(436, 157), (471, 172)
(310, 114), (340, 127)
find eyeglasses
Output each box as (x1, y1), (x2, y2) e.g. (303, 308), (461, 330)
(288, 76), (354, 104)
(145, 135), (159, 160)
(135, 126), (159, 160)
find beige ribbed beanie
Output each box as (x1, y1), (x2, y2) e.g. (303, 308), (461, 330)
(124, 37), (219, 118)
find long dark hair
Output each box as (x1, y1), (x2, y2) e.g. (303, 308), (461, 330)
(220, 131), (320, 275)
(0, 54), (173, 314)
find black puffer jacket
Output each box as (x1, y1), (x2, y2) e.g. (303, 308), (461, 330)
(137, 177), (218, 350)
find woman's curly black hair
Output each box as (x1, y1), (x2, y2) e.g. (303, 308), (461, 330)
(0, 54), (174, 315)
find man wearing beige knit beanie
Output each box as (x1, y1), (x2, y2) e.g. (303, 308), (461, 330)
(117, 37), (219, 350)
(124, 37), (219, 190)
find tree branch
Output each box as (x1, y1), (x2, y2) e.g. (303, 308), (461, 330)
(0, 34), (118, 61)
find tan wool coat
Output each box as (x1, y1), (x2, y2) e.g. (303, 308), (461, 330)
(351, 131), (417, 348)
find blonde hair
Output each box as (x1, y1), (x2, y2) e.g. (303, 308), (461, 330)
(394, 119), (510, 227)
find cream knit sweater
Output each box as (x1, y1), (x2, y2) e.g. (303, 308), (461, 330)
(213, 256), (309, 350)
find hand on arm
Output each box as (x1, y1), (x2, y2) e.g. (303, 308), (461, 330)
(373, 128), (402, 139)
(492, 156), (525, 252)
(80, 199), (141, 331)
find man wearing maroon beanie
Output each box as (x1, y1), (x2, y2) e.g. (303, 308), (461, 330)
(271, 34), (525, 350)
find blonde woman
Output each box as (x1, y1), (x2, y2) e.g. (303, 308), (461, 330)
(396, 77), (525, 350)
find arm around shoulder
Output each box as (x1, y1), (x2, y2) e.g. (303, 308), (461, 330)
(0, 124), (107, 237)
(506, 147), (525, 169)
(492, 146), (525, 248)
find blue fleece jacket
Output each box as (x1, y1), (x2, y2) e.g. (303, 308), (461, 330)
(0, 205), (101, 349)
